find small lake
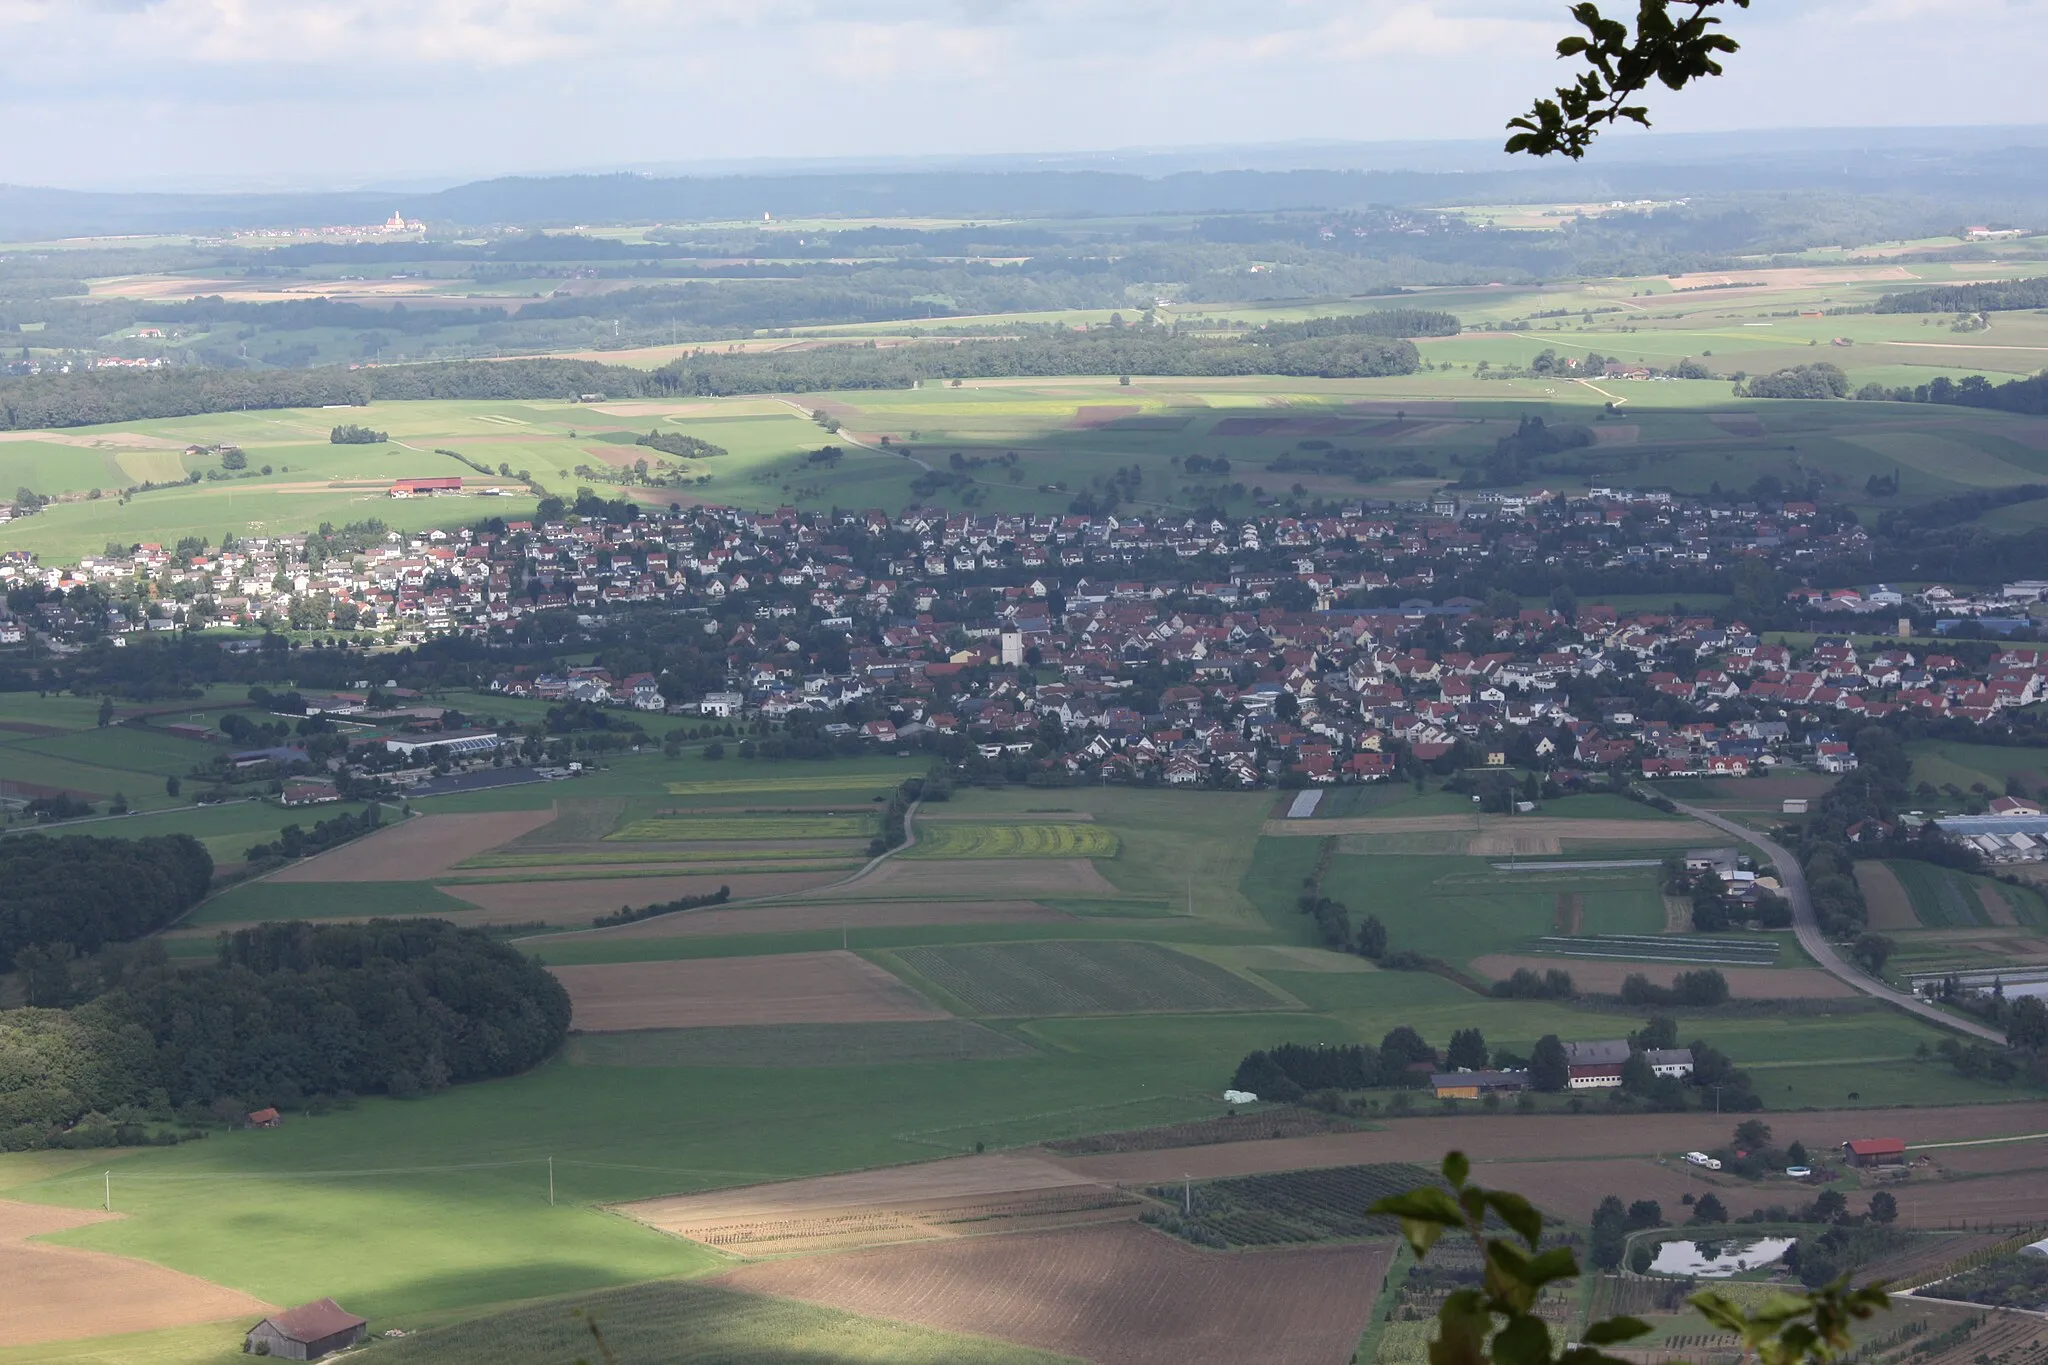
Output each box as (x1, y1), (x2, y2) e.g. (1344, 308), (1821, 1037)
(1649, 1237), (1795, 1278)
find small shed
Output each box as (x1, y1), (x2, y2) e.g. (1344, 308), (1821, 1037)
(247, 1108), (282, 1129)
(1843, 1137), (1907, 1168)
(245, 1299), (366, 1360)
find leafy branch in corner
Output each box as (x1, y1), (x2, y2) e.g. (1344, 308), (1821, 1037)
(1368, 1152), (1889, 1363)
(1507, 1), (1751, 159)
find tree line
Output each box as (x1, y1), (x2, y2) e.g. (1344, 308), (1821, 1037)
(0, 834), (212, 972)
(1875, 278), (2048, 314)
(0, 918), (571, 1149)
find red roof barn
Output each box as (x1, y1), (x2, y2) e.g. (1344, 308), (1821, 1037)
(1843, 1137), (1906, 1167)
(244, 1299), (367, 1360)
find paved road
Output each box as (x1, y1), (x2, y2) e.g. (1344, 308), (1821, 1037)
(1672, 800), (2007, 1044)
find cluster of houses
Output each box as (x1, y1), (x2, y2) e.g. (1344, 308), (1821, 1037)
(1430, 1040), (1697, 1100)
(2, 494), (2045, 794)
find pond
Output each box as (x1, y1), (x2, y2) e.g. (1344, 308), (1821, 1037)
(1649, 1236), (1795, 1278)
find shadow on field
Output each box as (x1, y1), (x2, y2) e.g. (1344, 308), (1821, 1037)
(373, 1278), (1049, 1364)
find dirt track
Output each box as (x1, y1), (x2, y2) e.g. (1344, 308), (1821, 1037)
(716, 1223), (1390, 1365)
(1470, 954), (1859, 999)
(268, 810), (555, 882)
(0, 1201), (271, 1348)
(550, 951), (950, 1030)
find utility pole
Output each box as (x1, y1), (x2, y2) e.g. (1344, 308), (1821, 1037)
(104, 1171), (111, 1212)
(548, 1156), (554, 1207)
(1183, 1174), (1192, 1215)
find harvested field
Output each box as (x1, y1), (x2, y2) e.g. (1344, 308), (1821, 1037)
(1268, 814), (1714, 854)
(1046, 1103), (2048, 1190)
(1045, 1110), (1361, 1156)
(665, 774), (908, 797)
(903, 822), (1120, 860)
(624, 1153), (1114, 1254)
(1974, 882), (2021, 927)
(0, 1200), (271, 1348)
(592, 897), (1073, 939)
(1856, 862), (1919, 931)
(267, 809), (554, 882)
(1920, 1136), (2048, 1175)
(1554, 892), (1582, 935)
(716, 1222), (1392, 1365)
(1469, 954), (1857, 999)
(1888, 1172), (2048, 1228)
(565, 1020), (1035, 1068)
(1857, 1233), (2013, 1288)
(820, 858), (1120, 897)
(895, 940), (1284, 1016)
(447, 870), (843, 918)
(610, 814), (875, 842)
(1069, 404), (1139, 427)
(549, 951), (950, 1031)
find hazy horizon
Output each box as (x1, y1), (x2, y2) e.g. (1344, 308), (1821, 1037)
(1, 0), (2041, 193)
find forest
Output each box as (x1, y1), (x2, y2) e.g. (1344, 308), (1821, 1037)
(0, 325), (1426, 429)
(0, 833), (213, 971)
(0, 918), (572, 1149)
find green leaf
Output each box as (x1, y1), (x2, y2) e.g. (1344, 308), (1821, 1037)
(1483, 1190), (1543, 1249)
(1370, 1188), (1465, 1227)
(1582, 1316), (1653, 1345)
(1442, 1150), (1471, 1189)
(1490, 1315), (1553, 1365)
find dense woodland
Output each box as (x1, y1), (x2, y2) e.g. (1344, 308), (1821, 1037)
(0, 834), (212, 972)
(0, 918), (572, 1149)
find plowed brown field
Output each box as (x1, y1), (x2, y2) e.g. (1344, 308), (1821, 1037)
(0, 1201), (271, 1347)
(1047, 1103), (2048, 1188)
(716, 1223), (1391, 1365)
(1854, 862), (1919, 931)
(268, 810), (555, 882)
(1470, 955), (1858, 999)
(550, 951), (949, 1030)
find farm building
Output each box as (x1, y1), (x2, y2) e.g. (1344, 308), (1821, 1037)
(1430, 1070), (1530, 1100)
(244, 1299), (366, 1360)
(247, 1108), (281, 1128)
(1843, 1138), (1907, 1168)
(1782, 798), (1809, 815)
(389, 477), (461, 497)
(1684, 848), (1740, 875)
(382, 729), (504, 759)
(1643, 1048), (1695, 1079)
(1564, 1040), (1630, 1090)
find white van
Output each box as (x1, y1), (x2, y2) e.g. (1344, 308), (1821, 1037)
(1684, 1151), (1723, 1170)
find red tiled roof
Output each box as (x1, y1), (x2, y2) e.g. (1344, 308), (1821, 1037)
(1845, 1138), (1905, 1157)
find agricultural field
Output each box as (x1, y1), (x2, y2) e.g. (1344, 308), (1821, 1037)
(904, 821), (1120, 859)
(1147, 1163), (1426, 1246)
(1888, 861), (2033, 929)
(889, 940), (1288, 1016)
(716, 1223), (1392, 1365)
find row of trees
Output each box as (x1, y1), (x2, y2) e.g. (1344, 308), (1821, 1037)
(0, 919), (572, 1149)
(0, 834), (212, 972)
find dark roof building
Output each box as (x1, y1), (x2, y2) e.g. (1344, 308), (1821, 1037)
(245, 1299), (367, 1361)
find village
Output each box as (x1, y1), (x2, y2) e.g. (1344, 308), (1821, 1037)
(4, 484), (2048, 837)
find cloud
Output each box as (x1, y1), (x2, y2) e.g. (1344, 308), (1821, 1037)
(0, 0), (2038, 189)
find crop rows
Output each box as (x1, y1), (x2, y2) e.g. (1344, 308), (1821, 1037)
(906, 822), (1121, 859)
(609, 814), (875, 841)
(1148, 1164), (1433, 1247)
(895, 940), (1280, 1016)
(1527, 934), (1779, 965)
(663, 774), (907, 796)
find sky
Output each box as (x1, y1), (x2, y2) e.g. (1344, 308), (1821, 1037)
(0, 0), (2042, 191)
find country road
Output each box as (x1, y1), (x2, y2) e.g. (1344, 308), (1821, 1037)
(1671, 800), (2008, 1044)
